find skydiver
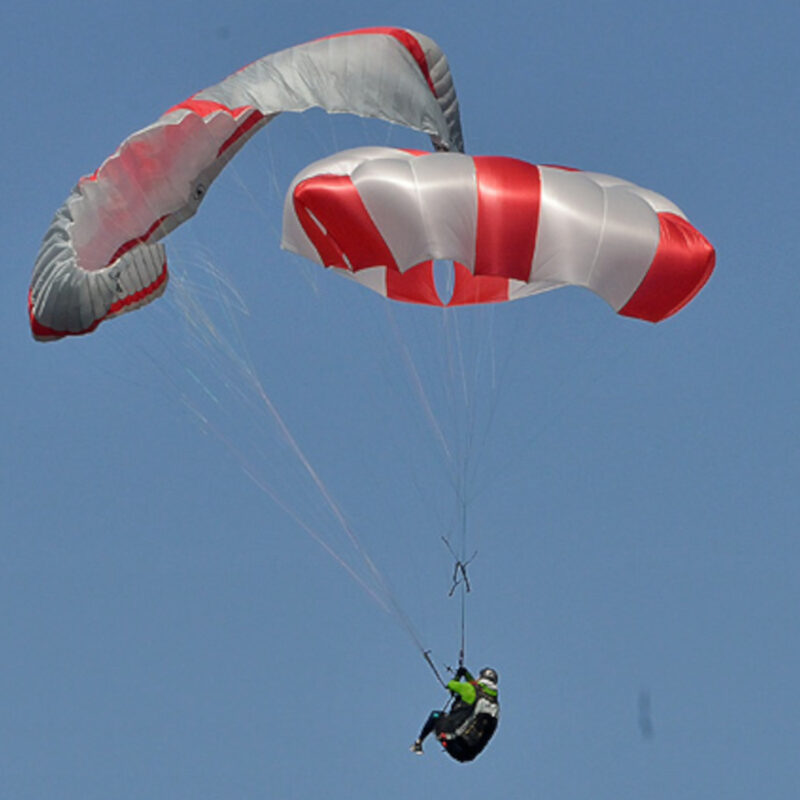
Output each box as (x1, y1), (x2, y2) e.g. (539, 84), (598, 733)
(410, 666), (499, 762)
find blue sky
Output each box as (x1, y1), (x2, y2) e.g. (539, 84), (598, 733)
(3, 1), (799, 798)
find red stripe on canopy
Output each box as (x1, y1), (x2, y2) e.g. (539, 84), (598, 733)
(448, 262), (510, 305)
(386, 261), (443, 306)
(619, 212), (715, 322)
(293, 175), (444, 305)
(107, 215), (170, 266)
(293, 174), (398, 272)
(473, 157), (541, 283)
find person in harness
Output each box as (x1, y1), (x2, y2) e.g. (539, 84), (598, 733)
(410, 666), (499, 762)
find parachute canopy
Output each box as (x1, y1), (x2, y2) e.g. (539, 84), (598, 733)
(282, 147), (715, 322)
(29, 29), (463, 341)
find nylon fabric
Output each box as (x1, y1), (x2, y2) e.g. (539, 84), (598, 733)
(473, 156), (540, 281)
(282, 146), (714, 321)
(29, 29), (463, 340)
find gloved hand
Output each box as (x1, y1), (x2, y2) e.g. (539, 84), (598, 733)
(455, 666), (468, 680)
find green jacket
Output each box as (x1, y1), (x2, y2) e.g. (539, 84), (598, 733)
(446, 670), (499, 706)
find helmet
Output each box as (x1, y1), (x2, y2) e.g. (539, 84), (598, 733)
(479, 667), (498, 684)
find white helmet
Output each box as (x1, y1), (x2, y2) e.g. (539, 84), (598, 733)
(479, 667), (498, 684)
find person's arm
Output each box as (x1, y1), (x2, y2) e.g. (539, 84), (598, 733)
(446, 679), (477, 705)
(455, 665), (475, 682)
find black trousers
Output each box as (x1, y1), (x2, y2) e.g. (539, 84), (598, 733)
(417, 710), (449, 742)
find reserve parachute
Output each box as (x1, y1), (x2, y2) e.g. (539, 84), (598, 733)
(282, 147), (715, 321)
(29, 29), (463, 341)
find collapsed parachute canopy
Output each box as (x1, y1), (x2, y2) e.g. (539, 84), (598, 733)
(29, 29), (463, 341)
(282, 147), (714, 322)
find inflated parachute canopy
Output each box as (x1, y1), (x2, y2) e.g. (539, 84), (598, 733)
(282, 147), (715, 322)
(29, 28), (463, 341)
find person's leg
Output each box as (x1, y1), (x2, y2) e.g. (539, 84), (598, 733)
(418, 711), (442, 742)
(410, 711), (443, 754)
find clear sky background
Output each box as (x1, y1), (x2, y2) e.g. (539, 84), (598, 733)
(3, 2), (799, 798)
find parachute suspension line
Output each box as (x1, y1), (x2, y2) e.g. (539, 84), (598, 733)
(448, 308), (475, 674)
(385, 307), (455, 476)
(381, 304), (478, 688)
(390, 300), (480, 680)
(373, 286), (496, 686)
(226, 162), (282, 242)
(443, 530), (476, 673)
(163, 261), (435, 658)
(441, 306), (482, 513)
(468, 307), (635, 506)
(236, 131), (323, 297)
(240, 352), (435, 656)
(186, 406), (393, 614)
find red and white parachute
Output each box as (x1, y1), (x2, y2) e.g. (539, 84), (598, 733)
(28, 29), (462, 341)
(282, 147), (714, 322)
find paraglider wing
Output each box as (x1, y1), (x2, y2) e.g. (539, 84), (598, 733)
(282, 147), (714, 321)
(29, 29), (463, 341)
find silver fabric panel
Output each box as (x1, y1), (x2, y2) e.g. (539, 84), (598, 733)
(195, 31), (461, 152)
(533, 167), (661, 311)
(353, 152), (476, 271)
(353, 157), (431, 269)
(582, 171), (685, 217)
(585, 184), (660, 310)
(412, 31), (463, 151)
(507, 277), (569, 301)
(532, 167), (608, 288)
(30, 240), (166, 336)
(407, 153), (476, 265)
(346, 265), (388, 297)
